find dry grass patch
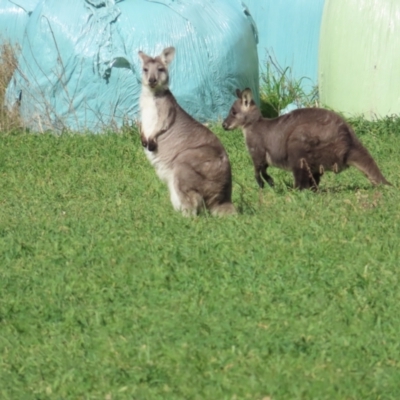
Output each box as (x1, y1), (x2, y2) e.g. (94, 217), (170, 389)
(0, 42), (22, 133)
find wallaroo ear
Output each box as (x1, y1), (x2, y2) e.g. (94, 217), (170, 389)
(138, 51), (151, 64)
(241, 88), (253, 107)
(235, 88), (242, 99)
(161, 47), (176, 66)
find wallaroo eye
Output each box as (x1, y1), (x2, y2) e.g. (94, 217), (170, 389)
(158, 67), (165, 72)
(231, 110), (237, 116)
(143, 67), (148, 72)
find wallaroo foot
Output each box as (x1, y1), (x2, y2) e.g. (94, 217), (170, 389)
(210, 202), (237, 216)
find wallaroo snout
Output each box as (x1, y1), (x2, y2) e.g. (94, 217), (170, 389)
(138, 47), (236, 216)
(222, 88), (391, 190)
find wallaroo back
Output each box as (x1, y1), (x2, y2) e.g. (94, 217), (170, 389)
(222, 88), (390, 190)
(138, 47), (236, 216)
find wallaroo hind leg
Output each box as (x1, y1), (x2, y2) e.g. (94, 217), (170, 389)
(309, 172), (321, 191)
(168, 176), (203, 216)
(171, 166), (237, 216)
(292, 157), (318, 190)
(292, 166), (311, 190)
(176, 188), (204, 216)
(347, 145), (391, 186)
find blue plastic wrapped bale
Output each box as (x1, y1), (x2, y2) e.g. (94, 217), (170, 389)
(0, 0), (40, 46)
(242, 0), (325, 92)
(5, 0), (259, 133)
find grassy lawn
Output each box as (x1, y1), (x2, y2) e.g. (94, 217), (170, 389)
(1, 118), (400, 399)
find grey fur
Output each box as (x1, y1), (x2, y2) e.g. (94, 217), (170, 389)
(222, 88), (391, 190)
(138, 47), (236, 216)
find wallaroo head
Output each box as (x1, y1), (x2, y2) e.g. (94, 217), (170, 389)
(222, 88), (260, 131)
(138, 47), (175, 90)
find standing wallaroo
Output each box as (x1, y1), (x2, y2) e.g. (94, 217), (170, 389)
(222, 88), (391, 190)
(138, 47), (236, 216)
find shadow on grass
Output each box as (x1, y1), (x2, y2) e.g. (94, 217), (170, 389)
(252, 177), (382, 196)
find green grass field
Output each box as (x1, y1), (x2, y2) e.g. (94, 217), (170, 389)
(1, 117), (400, 399)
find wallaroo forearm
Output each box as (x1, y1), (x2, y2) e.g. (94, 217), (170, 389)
(147, 105), (177, 151)
(261, 168), (274, 187)
(254, 164), (274, 188)
(254, 166), (264, 188)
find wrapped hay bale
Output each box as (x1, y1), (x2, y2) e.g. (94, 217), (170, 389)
(0, 0), (40, 46)
(5, 0), (259, 132)
(319, 0), (400, 118)
(243, 0), (325, 91)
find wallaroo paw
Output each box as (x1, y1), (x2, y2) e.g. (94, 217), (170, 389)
(147, 138), (157, 152)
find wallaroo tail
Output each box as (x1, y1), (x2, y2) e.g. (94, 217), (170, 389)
(222, 88), (390, 190)
(346, 144), (390, 186)
(138, 47), (236, 216)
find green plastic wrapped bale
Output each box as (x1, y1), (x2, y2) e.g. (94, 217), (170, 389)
(319, 0), (400, 119)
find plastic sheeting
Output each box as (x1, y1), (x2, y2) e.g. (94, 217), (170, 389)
(319, 0), (400, 119)
(5, 0), (259, 132)
(0, 0), (40, 46)
(242, 0), (325, 92)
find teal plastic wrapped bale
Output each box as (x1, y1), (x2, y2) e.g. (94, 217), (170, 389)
(242, 0), (325, 92)
(319, 0), (400, 119)
(0, 0), (40, 46)
(5, 0), (259, 132)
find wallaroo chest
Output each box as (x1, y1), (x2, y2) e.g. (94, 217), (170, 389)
(140, 86), (159, 140)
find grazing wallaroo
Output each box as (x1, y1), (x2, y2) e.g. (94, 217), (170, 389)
(222, 88), (391, 190)
(138, 47), (236, 216)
